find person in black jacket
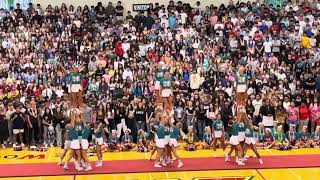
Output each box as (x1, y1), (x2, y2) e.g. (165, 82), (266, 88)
(220, 100), (233, 132)
(0, 106), (8, 148)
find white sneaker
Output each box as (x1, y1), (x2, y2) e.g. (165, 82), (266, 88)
(177, 161), (183, 168)
(50, 143), (53, 147)
(225, 156), (230, 162)
(259, 159), (263, 164)
(63, 164), (69, 170)
(95, 161), (103, 167)
(237, 160), (245, 166)
(154, 163), (162, 168)
(85, 165), (93, 171)
(58, 162), (64, 166)
(76, 166), (83, 171)
(161, 161), (167, 167)
(13, 144), (17, 148)
(21, 143), (25, 147)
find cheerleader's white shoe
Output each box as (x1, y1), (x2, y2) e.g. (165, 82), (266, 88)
(225, 156), (230, 162)
(84, 165), (93, 171)
(177, 161), (183, 168)
(154, 163), (162, 168)
(95, 161), (103, 167)
(58, 161), (64, 166)
(259, 159), (263, 164)
(63, 164), (69, 170)
(237, 160), (245, 166)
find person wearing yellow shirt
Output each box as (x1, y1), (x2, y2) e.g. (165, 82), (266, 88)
(301, 32), (311, 48)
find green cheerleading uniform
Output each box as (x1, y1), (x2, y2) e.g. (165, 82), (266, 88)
(95, 128), (104, 145)
(155, 70), (164, 90)
(212, 119), (224, 138)
(311, 132), (320, 141)
(203, 132), (213, 144)
(70, 73), (82, 84)
(69, 128), (79, 140)
(244, 127), (256, 145)
(156, 125), (166, 148)
(238, 121), (246, 142)
(245, 127), (254, 138)
(258, 129), (265, 143)
(299, 132), (310, 142)
(229, 122), (240, 145)
(69, 127), (80, 149)
(156, 126), (165, 139)
(82, 126), (91, 140)
(164, 123), (171, 144)
(169, 126), (180, 147)
(155, 70), (164, 82)
(75, 121), (84, 136)
(230, 122), (240, 136)
(81, 126), (91, 149)
(64, 127), (72, 149)
(285, 131), (298, 143)
(161, 77), (172, 89)
(271, 128), (278, 139)
(169, 126), (180, 139)
(121, 135), (133, 143)
(275, 132), (285, 144)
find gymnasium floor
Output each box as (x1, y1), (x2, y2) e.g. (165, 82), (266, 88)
(0, 147), (319, 180)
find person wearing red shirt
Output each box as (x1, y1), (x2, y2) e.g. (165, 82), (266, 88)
(299, 102), (310, 133)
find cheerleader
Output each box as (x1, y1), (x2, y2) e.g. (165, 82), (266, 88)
(256, 123), (265, 148)
(262, 128), (276, 149)
(106, 130), (121, 152)
(60, 65), (83, 109)
(311, 126), (320, 147)
(297, 126), (311, 148)
(63, 123), (81, 170)
(184, 126), (200, 151)
(212, 113), (226, 157)
(201, 126), (213, 149)
(160, 71), (173, 111)
(285, 125), (299, 148)
(168, 123), (183, 168)
(121, 129), (136, 151)
(225, 117), (245, 166)
(64, 109), (82, 170)
(163, 115), (172, 164)
(80, 124), (93, 171)
(137, 129), (149, 152)
(234, 65), (248, 106)
(237, 111), (247, 160)
(93, 121), (103, 167)
(155, 65), (164, 103)
(273, 125), (288, 150)
(154, 120), (166, 168)
(58, 123), (72, 166)
(148, 123), (158, 160)
(244, 119), (263, 164)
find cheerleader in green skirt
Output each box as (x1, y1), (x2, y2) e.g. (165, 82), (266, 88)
(225, 116), (245, 166)
(243, 119), (263, 164)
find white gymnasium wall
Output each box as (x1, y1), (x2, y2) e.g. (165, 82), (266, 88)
(32, 0), (238, 13)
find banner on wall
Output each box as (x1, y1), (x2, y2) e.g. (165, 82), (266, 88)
(132, 4), (150, 12)
(0, 0), (31, 10)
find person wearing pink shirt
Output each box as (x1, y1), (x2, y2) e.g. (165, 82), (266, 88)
(287, 102), (299, 130)
(309, 98), (320, 132)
